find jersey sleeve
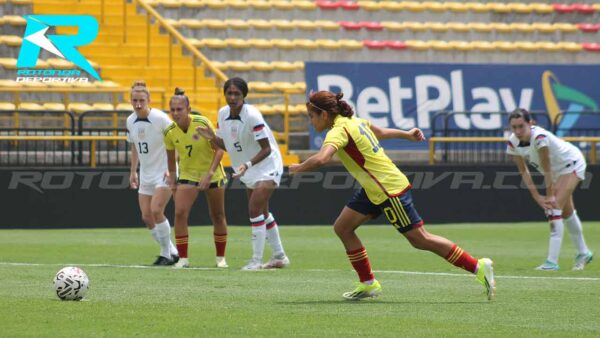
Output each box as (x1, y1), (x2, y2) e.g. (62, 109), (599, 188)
(247, 110), (269, 141)
(126, 119), (133, 143)
(533, 134), (549, 150)
(506, 141), (518, 156)
(163, 124), (175, 150)
(322, 125), (348, 151)
(157, 111), (173, 131)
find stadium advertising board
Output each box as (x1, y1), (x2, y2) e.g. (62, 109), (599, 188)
(305, 62), (600, 149)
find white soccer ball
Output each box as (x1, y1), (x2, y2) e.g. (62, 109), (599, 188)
(53, 266), (89, 301)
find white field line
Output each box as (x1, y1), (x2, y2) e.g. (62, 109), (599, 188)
(1, 261), (599, 281)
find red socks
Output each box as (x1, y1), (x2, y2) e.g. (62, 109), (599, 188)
(176, 235), (189, 258)
(347, 247), (375, 282)
(445, 244), (478, 273)
(214, 233), (227, 257)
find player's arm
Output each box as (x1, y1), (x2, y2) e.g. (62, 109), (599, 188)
(369, 125), (426, 142)
(537, 146), (556, 207)
(512, 155), (548, 209)
(289, 144), (337, 175)
(195, 125), (226, 150)
(232, 138), (272, 179)
(166, 149), (177, 190)
(199, 143), (226, 190)
(129, 144), (138, 189)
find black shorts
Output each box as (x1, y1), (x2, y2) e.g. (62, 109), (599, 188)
(177, 178), (227, 189)
(346, 188), (423, 233)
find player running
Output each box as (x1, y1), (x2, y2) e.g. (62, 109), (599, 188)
(164, 88), (229, 269)
(507, 108), (593, 271)
(126, 80), (179, 265)
(290, 90), (495, 300)
(195, 77), (289, 271)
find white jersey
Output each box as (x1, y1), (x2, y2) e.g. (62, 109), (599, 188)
(126, 108), (172, 184)
(216, 104), (283, 177)
(506, 126), (585, 180)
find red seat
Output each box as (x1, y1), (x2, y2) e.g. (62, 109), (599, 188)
(582, 42), (600, 51)
(577, 23), (600, 33)
(341, 1), (360, 10)
(573, 3), (595, 14)
(340, 21), (362, 30)
(385, 40), (408, 50)
(363, 40), (386, 49)
(552, 4), (576, 13)
(361, 21), (384, 31)
(316, 1), (342, 10)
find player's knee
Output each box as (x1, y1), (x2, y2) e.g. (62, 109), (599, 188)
(406, 235), (428, 250)
(151, 209), (164, 223)
(141, 214), (153, 226)
(174, 207), (189, 220)
(333, 224), (351, 238)
(210, 210), (227, 225)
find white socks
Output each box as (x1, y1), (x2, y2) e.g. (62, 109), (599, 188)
(564, 211), (590, 255)
(153, 219), (177, 258)
(250, 215), (266, 262)
(265, 213), (285, 257)
(546, 209), (564, 264)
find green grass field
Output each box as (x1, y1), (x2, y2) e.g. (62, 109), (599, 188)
(1, 223), (599, 337)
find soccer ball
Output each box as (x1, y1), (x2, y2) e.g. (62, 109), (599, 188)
(53, 266), (89, 301)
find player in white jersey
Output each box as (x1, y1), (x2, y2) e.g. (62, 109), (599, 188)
(507, 108), (592, 271)
(195, 77), (289, 270)
(127, 81), (179, 266)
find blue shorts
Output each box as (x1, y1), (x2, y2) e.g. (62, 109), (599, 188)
(346, 188), (423, 233)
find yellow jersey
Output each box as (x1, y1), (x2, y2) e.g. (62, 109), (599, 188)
(322, 115), (411, 204)
(163, 115), (226, 182)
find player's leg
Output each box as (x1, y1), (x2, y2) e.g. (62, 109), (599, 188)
(259, 182), (289, 269)
(241, 184), (269, 270)
(205, 183), (228, 268)
(173, 184), (200, 268)
(555, 174), (592, 270)
(150, 186), (177, 265)
(334, 206), (382, 300)
(389, 191), (494, 300)
(137, 189), (161, 264)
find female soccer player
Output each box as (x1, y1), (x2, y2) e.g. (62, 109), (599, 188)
(126, 80), (179, 265)
(289, 90), (495, 300)
(164, 88), (229, 269)
(195, 77), (289, 271)
(507, 108), (593, 271)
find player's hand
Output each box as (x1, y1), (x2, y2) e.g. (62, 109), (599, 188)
(197, 174), (211, 191)
(288, 163), (300, 175)
(407, 128), (426, 142)
(231, 164), (247, 179)
(129, 172), (138, 190)
(166, 173), (177, 191)
(545, 195), (558, 209)
(194, 126), (215, 141)
(535, 195), (552, 209)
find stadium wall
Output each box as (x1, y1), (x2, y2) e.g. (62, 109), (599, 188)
(2, 165), (599, 228)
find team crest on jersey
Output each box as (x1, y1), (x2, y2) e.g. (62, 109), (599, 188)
(137, 128), (146, 140)
(230, 125), (239, 140)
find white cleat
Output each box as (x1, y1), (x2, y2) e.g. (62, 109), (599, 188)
(173, 257), (189, 269)
(241, 260), (263, 271)
(573, 252), (593, 271)
(216, 256), (229, 268)
(262, 255), (290, 269)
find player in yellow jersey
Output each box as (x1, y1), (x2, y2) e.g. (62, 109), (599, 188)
(164, 88), (228, 269)
(290, 91), (495, 301)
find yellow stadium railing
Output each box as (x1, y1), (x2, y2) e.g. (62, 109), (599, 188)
(429, 136), (600, 165)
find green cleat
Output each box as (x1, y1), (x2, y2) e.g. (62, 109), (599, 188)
(573, 252), (593, 271)
(342, 280), (382, 300)
(476, 258), (495, 301)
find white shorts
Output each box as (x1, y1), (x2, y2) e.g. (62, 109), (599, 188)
(240, 165), (283, 189)
(554, 159), (586, 182)
(138, 177), (169, 196)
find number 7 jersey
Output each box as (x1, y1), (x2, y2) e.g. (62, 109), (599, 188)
(322, 115), (411, 205)
(163, 114), (226, 182)
(126, 108), (171, 184)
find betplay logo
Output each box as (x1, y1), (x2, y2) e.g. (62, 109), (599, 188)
(16, 15), (101, 81)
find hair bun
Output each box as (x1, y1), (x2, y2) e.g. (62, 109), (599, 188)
(174, 87), (185, 95)
(335, 92), (344, 101)
(131, 80), (146, 88)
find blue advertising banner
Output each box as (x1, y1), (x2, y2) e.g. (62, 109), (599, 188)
(305, 62), (600, 149)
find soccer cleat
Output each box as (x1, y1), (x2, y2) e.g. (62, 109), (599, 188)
(171, 254), (180, 264)
(535, 260), (559, 271)
(216, 256), (229, 268)
(261, 254), (290, 269)
(173, 257), (189, 269)
(241, 260), (263, 271)
(476, 258), (496, 301)
(573, 252), (593, 271)
(152, 256), (174, 266)
(342, 280), (382, 300)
